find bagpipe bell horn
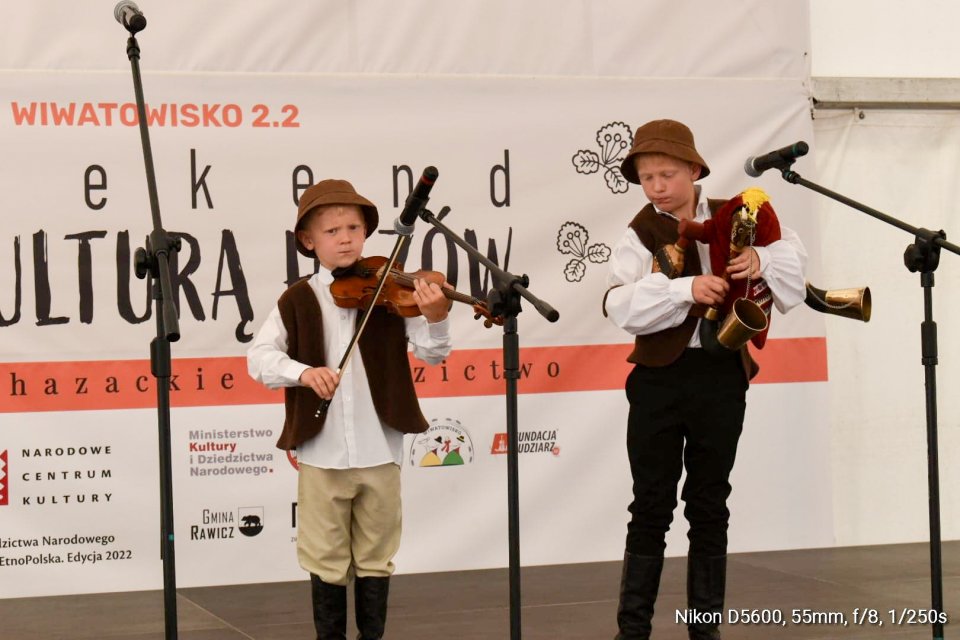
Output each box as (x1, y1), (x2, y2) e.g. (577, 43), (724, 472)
(804, 282), (872, 322)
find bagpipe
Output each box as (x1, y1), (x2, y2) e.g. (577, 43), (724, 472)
(653, 187), (870, 354)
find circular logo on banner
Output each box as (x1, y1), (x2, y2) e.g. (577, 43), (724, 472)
(286, 450), (299, 471)
(238, 507), (264, 537)
(408, 418), (474, 467)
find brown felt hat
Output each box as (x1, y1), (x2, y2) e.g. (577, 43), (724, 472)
(294, 179), (379, 257)
(620, 119), (710, 184)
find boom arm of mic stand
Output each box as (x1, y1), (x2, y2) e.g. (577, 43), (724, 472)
(512, 282), (559, 322)
(781, 168), (960, 257)
(418, 208), (559, 322)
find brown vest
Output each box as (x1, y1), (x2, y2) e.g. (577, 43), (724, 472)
(608, 201), (758, 379)
(274, 279), (429, 451)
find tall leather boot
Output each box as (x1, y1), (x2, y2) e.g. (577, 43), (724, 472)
(686, 555), (726, 640)
(310, 574), (347, 640)
(614, 552), (664, 640)
(355, 576), (390, 640)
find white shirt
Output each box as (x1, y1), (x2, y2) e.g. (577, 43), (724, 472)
(247, 267), (452, 469)
(604, 189), (807, 345)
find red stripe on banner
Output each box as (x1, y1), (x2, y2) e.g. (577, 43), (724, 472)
(748, 337), (829, 385)
(0, 338), (826, 413)
(0, 357), (280, 414)
(412, 337), (828, 398)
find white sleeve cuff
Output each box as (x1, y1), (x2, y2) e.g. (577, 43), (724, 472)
(426, 317), (451, 340)
(754, 245), (772, 277)
(283, 361), (311, 386)
(669, 275), (696, 305)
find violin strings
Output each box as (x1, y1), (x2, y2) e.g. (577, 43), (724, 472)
(386, 268), (482, 306)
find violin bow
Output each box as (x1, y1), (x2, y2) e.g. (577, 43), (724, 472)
(314, 237), (409, 419)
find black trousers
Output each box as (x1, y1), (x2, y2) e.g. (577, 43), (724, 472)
(625, 348), (747, 558)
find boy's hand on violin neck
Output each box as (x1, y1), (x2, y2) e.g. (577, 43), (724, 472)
(413, 277), (449, 323)
(299, 367), (340, 400)
(692, 275), (729, 307)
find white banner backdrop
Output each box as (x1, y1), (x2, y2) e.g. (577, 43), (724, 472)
(2, 1), (811, 79)
(813, 110), (960, 546)
(0, 1), (829, 599)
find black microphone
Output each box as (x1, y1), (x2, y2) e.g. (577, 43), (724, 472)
(394, 166), (439, 236)
(114, 0), (147, 33)
(744, 141), (809, 177)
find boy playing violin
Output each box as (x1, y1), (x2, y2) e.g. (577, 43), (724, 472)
(248, 179), (452, 640)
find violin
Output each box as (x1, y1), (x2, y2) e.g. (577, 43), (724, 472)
(330, 256), (503, 327)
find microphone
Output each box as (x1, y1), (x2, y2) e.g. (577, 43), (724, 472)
(114, 0), (147, 33)
(744, 141), (809, 177)
(394, 166), (439, 236)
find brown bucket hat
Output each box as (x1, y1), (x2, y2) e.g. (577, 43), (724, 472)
(620, 119), (710, 184)
(294, 179), (379, 257)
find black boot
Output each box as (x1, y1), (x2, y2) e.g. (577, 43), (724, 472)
(614, 552), (664, 640)
(355, 576), (390, 640)
(310, 574), (347, 640)
(686, 555), (726, 640)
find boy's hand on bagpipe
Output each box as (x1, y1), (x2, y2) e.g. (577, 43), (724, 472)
(692, 275), (729, 306)
(727, 247), (761, 280)
(299, 367), (340, 400)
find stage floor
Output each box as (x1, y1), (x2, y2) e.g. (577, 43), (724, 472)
(2, 541), (957, 639)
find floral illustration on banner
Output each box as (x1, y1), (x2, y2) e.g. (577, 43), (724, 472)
(571, 121), (633, 194)
(557, 222), (611, 282)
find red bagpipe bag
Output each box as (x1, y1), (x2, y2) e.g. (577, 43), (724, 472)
(691, 188), (781, 349)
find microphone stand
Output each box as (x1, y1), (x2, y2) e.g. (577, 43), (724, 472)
(778, 164), (959, 640)
(122, 26), (182, 640)
(417, 205), (559, 640)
